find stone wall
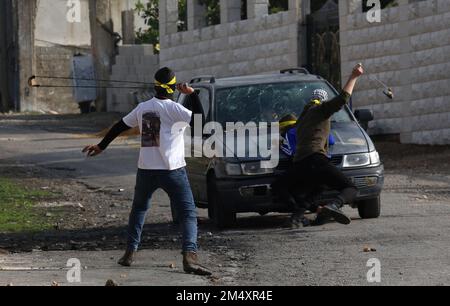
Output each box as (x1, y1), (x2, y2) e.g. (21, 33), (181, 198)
(158, 0), (307, 82)
(340, 0), (450, 145)
(106, 45), (159, 113)
(33, 46), (89, 113)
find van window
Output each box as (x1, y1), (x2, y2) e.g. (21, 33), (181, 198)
(180, 88), (211, 119)
(215, 81), (352, 125)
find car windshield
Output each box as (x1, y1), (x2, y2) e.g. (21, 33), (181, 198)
(215, 81), (352, 125)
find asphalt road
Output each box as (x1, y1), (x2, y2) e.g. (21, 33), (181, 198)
(0, 115), (449, 286)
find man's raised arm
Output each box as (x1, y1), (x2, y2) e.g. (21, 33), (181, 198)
(318, 63), (365, 119)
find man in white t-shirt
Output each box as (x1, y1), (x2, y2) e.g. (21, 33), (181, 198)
(82, 67), (211, 276)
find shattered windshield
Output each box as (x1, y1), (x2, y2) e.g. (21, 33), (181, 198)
(215, 81), (352, 125)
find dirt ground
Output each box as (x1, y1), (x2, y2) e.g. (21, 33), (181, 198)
(0, 113), (449, 286)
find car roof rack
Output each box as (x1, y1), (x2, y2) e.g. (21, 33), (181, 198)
(190, 75), (216, 84)
(280, 68), (310, 75)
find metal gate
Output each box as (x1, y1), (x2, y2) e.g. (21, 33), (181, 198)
(306, 0), (341, 89)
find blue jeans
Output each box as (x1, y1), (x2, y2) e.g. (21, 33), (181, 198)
(127, 167), (198, 253)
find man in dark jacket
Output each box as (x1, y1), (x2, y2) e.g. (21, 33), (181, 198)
(272, 63), (364, 228)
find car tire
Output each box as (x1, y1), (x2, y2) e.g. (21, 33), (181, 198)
(208, 177), (236, 229)
(357, 196), (381, 219)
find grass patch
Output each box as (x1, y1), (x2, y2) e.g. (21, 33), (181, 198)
(0, 178), (56, 233)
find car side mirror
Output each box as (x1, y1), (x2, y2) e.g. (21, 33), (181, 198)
(354, 109), (374, 131)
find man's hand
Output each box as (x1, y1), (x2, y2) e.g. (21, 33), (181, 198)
(352, 63), (364, 78)
(82, 145), (103, 157)
(177, 83), (195, 95)
(342, 63), (364, 96)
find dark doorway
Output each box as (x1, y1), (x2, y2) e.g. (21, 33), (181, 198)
(0, 0), (18, 113)
(306, 0), (341, 89)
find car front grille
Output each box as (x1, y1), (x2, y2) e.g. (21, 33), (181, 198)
(276, 155), (343, 171)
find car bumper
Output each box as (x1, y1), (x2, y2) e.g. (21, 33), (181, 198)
(215, 164), (384, 213)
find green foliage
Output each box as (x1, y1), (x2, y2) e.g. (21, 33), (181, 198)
(0, 178), (55, 233)
(135, 0), (160, 52)
(269, 0), (288, 15)
(199, 0), (220, 26)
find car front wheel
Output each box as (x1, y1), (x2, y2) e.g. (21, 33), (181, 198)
(357, 196), (381, 219)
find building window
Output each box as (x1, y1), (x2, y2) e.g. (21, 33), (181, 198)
(200, 0), (221, 26)
(241, 0), (248, 20)
(178, 0), (187, 32)
(269, 0), (288, 14)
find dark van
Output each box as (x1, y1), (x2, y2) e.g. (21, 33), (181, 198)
(177, 69), (384, 228)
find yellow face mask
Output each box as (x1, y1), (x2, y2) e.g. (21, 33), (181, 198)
(155, 76), (177, 94)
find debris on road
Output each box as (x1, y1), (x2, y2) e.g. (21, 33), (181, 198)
(363, 247), (377, 253)
(105, 279), (118, 286)
(51, 281), (59, 287)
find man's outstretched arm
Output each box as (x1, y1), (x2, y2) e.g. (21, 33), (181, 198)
(318, 63), (364, 119)
(82, 120), (132, 157)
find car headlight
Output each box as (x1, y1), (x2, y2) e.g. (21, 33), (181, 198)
(343, 152), (380, 168)
(369, 151), (380, 165)
(343, 153), (370, 168)
(225, 163), (242, 176)
(241, 162), (275, 176)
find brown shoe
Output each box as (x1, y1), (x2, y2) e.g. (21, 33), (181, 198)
(183, 252), (212, 276)
(118, 249), (136, 267)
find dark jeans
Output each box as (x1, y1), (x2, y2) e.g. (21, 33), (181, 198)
(127, 168), (198, 252)
(272, 153), (357, 212)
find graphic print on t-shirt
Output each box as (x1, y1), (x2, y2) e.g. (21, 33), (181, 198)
(142, 111), (161, 147)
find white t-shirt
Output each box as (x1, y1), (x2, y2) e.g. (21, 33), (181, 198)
(122, 97), (192, 170)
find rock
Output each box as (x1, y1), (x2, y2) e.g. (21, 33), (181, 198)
(169, 263), (176, 269)
(363, 247), (377, 252)
(118, 189), (125, 193)
(45, 213), (53, 217)
(105, 279), (118, 287)
(6, 283), (13, 286)
(209, 276), (220, 283)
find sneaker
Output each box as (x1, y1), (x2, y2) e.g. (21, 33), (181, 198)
(321, 203), (352, 225)
(290, 212), (311, 228)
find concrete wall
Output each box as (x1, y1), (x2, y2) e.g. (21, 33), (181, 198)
(28, 0), (92, 113)
(340, 0), (450, 145)
(34, 0), (91, 47)
(159, 0), (307, 82)
(107, 45), (159, 112)
(12, 0), (147, 113)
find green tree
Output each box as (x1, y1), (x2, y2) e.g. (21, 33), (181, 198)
(199, 0), (220, 26)
(135, 0), (160, 52)
(269, 0), (288, 14)
(135, 0), (188, 51)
